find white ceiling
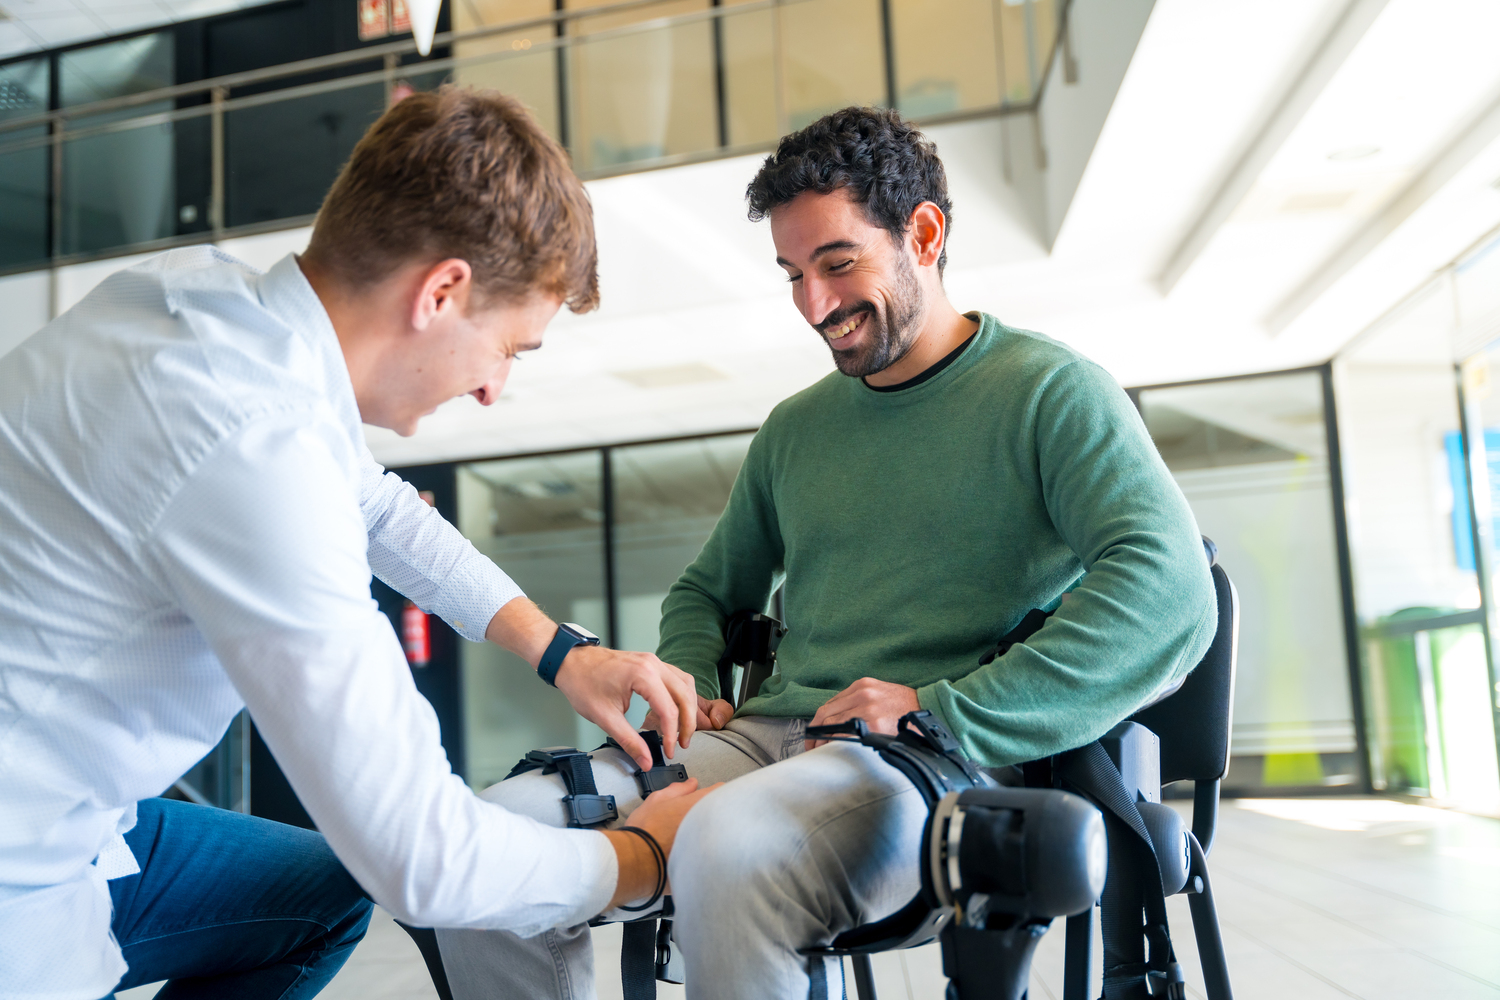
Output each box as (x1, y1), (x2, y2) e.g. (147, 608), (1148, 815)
(0, 0), (278, 58)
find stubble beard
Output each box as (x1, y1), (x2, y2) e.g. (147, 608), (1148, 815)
(824, 253), (926, 378)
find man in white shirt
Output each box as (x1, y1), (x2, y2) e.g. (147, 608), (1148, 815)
(0, 88), (711, 1000)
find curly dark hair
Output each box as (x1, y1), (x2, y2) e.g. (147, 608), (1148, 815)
(746, 106), (953, 274)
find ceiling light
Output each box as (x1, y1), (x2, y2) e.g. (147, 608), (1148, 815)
(1327, 145), (1381, 162)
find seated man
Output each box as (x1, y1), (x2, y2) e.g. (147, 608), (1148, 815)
(437, 106), (1216, 1000)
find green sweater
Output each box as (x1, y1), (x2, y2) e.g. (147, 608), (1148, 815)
(656, 314), (1217, 766)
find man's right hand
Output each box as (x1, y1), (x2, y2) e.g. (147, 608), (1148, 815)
(603, 778), (721, 908)
(645, 694), (733, 738)
(553, 644), (700, 771)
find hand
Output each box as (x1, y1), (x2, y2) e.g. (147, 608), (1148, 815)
(806, 677), (921, 750)
(645, 695), (733, 737)
(603, 778), (722, 908)
(553, 644), (700, 771)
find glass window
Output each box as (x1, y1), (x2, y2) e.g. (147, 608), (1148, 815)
(453, 0), (562, 144)
(889, 0), (1002, 116)
(0, 58), (50, 267)
(224, 84), (387, 227)
(611, 433), (755, 655)
(565, 0), (717, 172)
(718, 0), (778, 147)
(1138, 372), (1357, 792)
(1336, 281), (1500, 809)
(456, 453), (609, 790)
(58, 33), (176, 255)
(779, 0), (886, 131)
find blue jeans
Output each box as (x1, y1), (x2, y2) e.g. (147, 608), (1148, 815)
(104, 798), (373, 999)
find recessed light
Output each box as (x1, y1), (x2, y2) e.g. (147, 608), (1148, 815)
(1327, 145), (1381, 162)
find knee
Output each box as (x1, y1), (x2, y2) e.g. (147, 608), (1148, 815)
(477, 770), (571, 828)
(669, 786), (788, 901)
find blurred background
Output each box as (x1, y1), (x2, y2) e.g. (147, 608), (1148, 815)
(4, 1), (1500, 996)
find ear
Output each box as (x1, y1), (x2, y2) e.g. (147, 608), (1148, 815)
(907, 202), (946, 269)
(411, 258), (474, 332)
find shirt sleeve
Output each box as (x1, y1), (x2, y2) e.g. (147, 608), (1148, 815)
(360, 444), (523, 642)
(916, 360), (1218, 764)
(656, 430), (785, 700)
(146, 416), (616, 934)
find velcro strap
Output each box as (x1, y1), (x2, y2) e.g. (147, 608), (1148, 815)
(556, 753), (599, 797)
(621, 919), (658, 1000)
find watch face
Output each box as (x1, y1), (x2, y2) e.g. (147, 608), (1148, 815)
(561, 622), (600, 643)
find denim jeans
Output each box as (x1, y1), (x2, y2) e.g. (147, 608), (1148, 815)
(436, 717), (926, 1000)
(102, 798), (373, 1000)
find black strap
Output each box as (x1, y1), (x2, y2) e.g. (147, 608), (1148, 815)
(979, 607), (1054, 665)
(555, 753), (599, 797)
(621, 918), (658, 1000)
(1056, 742), (1182, 1000)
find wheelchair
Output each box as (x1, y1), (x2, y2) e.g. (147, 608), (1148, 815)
(402, 543), (1238, 1000)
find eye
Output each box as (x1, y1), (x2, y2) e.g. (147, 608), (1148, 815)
(830, 259), (854, 272)
(785, 272), (803, 283)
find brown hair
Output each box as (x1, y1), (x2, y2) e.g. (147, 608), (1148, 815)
(305, 86), (599, 313)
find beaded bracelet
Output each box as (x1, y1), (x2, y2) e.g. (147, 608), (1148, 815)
(615, 825), (667, 912)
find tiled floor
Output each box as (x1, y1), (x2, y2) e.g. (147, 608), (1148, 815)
(119, 797), (1500, 1000)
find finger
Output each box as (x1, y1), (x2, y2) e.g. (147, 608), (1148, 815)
(643, 710), (661, 732)
(668, 670), (697, 752)
(598, 711), (653, 771)
(695, 707), (713, 731)
(709, 700), (733, 729)
(639, 675), (681, 761)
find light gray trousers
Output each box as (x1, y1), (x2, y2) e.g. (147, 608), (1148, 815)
(436, 717), (926, 1000)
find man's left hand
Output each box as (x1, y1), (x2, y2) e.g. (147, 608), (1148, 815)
(805, 677), (920, 750)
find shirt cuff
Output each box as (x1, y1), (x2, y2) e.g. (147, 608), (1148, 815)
(433, 557), (525, 643)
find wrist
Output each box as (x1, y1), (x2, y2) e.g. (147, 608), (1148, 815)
(537, 622), (601, 686)
(603, 829), (657, 909)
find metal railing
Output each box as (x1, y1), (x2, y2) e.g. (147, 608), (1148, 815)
(0, 0), (1065, 277)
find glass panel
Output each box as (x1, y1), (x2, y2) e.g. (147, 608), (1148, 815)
(453, 0), (562, 143)
(890, 0), (1001, 116)
(780, 0), (886, 131)
(59, 33), (177, 254)
(996, 0), (1047, 103)
(1138, 372), (1357, 791)
(225, 83), (386, 227)
(611, 433), (755, 656)
(1443, 264), (1500, 813)
(0, 59), (50, 267)
(1336, 280), (1500, 810)
(456, 453), (608, 790)
(565, 0), (717, 172)
(719, 1), (778, 147)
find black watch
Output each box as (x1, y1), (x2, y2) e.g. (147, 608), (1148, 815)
(537, 622), (600, 686)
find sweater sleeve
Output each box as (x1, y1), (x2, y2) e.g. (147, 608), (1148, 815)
(916, 360), (1217, 765)
(656, 431), (786, 700)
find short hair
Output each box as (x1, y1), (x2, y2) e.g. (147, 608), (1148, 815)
(746, 107), (953, 274)
(306, 86), (599, 313)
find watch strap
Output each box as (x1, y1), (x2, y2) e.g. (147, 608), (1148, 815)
(538, 625), (596, 686)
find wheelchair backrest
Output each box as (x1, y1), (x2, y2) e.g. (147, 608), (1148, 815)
(1128, 562), (1239, 785)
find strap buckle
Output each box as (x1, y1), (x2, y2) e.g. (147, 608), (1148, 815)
(634, 730), (688, 797)
(524, 746), (619, 828)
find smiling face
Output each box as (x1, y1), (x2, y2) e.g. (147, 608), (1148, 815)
(771, 188), (927, 378)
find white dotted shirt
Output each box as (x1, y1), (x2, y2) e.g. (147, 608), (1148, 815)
(0, 248), (615, 999)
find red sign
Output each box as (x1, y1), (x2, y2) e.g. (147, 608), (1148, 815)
(391, 0), (411, 34)
(358, 0), (389, 40)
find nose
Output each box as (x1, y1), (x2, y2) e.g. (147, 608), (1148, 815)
(799, 272), (841, 329)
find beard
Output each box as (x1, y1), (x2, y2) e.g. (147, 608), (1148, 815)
(817, 252), (925, 378)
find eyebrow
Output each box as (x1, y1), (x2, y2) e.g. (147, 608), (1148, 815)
(775, 239), (862, 268)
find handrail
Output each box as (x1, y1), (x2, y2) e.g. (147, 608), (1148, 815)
(0, 0), (1063, 278)
(0, 0), (786, 155)
(0, 0), (755, 136)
